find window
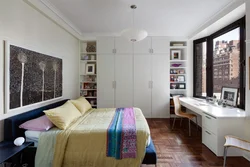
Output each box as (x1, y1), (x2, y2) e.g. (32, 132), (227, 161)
(193, 17), (245, 109)
(193, 39), (207, 97)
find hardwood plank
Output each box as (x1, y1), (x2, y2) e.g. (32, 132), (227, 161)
(141, 119), (250, 167)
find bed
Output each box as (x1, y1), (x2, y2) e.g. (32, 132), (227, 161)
(4, 99), (157, 167)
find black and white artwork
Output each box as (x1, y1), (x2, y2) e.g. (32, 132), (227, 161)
(221, 87), (238, 107)
(5, 43), (62, 112)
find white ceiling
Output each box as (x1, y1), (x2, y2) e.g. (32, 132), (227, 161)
(46, 0), (235, 37)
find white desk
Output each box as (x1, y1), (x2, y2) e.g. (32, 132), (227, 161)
(179, 97), (246, 156)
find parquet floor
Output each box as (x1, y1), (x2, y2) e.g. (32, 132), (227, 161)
(142, 119), (250, 167)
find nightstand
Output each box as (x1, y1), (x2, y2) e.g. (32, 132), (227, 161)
(0, 141), (33, 166)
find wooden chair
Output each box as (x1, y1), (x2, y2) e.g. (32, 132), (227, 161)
(223, 135), (250, 167)
(172, 96), (198, 136)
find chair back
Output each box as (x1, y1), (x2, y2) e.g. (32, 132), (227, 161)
(173, 96), (182, 115)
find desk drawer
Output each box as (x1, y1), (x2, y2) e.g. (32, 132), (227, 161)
(202, 128), (217, 154)
(202, 113), (217, 135)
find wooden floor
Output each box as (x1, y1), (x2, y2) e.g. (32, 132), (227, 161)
(142, 119), (250, 167)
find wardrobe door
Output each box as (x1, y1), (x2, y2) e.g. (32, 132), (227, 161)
(151, 37), (170, 54)
(115, 37), (133, 54)
(134, 55), (152, 118)
(152, 54), (170, 118)
(97, 37), (115, 54)
(97, 54), (115, 107)
(115, 54), (133, 107)
(133, 37), (152, 54)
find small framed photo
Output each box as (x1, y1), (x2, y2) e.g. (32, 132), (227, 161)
(177, 76), (185, 82)
(171, 50), (181, 60)
(179, 83), (186, 89)
(86, 64), (95, 74)
(221, 87), (239, 107)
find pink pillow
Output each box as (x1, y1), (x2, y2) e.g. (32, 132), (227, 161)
(19, 115), (54, 131)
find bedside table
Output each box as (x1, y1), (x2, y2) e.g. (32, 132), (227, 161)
(0, 141), (34, 166)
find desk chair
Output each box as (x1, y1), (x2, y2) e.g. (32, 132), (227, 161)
(172, 96), (198, 136)
(223, 135), (250, 167)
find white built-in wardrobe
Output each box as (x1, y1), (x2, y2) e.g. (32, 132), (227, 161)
(97, 37), (170, 118)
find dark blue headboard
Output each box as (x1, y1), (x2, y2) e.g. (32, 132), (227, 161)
(4, 99), (68, 141)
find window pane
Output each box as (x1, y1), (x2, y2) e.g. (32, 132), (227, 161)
(194, 42), (207, 97)
(213, 28), (240, 100)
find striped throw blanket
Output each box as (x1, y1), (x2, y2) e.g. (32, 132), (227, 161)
(106, 108), (137, 159)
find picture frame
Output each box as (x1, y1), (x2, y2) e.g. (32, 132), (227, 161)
(4, 41), (63, 114)
(171, 50), (181, 60)
(177, 75), (185, 82)
(179, 83), (186, 89)
(221, 87), (239, 107)
(86, 64), (95, 74)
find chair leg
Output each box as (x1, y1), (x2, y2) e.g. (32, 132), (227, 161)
(188, 119), (191, 136)
(172, 117), (176, 130)
(223, 146), (228, 167)
(180, 118), (183, 127)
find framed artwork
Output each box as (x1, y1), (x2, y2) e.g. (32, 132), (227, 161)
(221, 87), (239, 107)
(179, 83), (186, 89)
(177, 76), (185, 82)
(86, 64), (95, 74)
(4, 41), (63, 113)
(171, 50), (181, 60)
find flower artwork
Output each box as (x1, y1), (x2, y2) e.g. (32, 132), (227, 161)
(5, 43), (63, 112)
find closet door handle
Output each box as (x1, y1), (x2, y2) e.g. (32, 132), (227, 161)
(151, 81), (153, 88)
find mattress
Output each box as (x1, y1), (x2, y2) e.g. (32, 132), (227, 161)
(25, 130), (42, 147)
(25, 130), (151, 147)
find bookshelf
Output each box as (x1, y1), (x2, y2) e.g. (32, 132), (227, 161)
(169, 41), (187, 118)
(79, 41), (97, 108)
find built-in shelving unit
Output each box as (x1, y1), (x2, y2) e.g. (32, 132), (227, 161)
(169, 41), (187, 118)
(79, 41), (97, 108)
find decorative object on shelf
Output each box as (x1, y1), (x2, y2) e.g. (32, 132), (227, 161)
(86, 43), (96, 52)
(171, 63), (182, 67)
(177, 76), (185, 82)
(170, 69), (185, 74)
(170, 83), (177, 89)
(179, 83), (186, 89)
(173, 43), (184, 46)
(4, 41), (63, 113)
(83, 55), (89, 60)
(90, 55), (96, 60)
(171, 50), (181, 60)
(121, 5), (148, 42)
(86, 64), (95, 74)
(221, 87), (239, 107)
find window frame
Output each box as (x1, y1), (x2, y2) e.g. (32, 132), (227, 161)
(193, 16), (245, 109)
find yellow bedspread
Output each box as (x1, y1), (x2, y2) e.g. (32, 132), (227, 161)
(52, 108), (150, 167)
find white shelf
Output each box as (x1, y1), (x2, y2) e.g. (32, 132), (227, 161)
(81, 81), (96, 83)
(170, 82), (186, 83)
(170, 46), (187, 49)
(81, 89), (97, 90)
(170, 67), (186, 69)
(81, 60), (97, 62)
(81, 52), (96, 54)
(170, 60), (187, 62)
(80, 74), (97, 76)
(85, 97), (97, 98)
(170, 89), (186, 91)
(170, 74), (186, 75)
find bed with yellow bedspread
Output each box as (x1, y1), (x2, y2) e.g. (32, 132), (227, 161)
(35, 108), (150, 167)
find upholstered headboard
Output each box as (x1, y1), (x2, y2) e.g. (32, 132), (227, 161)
(4, 99), (68, 141)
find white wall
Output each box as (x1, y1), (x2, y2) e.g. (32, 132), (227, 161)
(0, 0), (80, 141)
